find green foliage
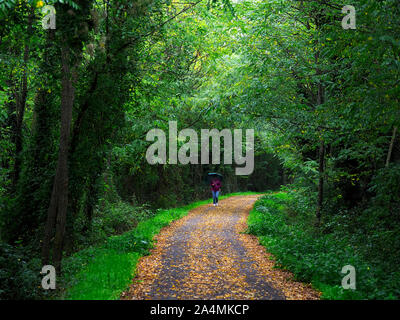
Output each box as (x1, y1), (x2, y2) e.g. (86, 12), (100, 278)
(368, 163), (400, 213)
(96, 202), (154, 237)
(0, 241), (44, 300)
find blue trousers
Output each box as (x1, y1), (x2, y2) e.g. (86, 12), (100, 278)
(212, 190), (219, 204)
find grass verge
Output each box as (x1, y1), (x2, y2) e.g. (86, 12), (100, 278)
(60, 191), (262, 300)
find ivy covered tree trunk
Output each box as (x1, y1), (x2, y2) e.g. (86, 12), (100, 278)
(11, 9), (33, 189)
(315, 80), (325, 225)
(314, 4), (325, 224)
(316, 140), (325, 225)
(42, 48), (76, 270)
(386, 126), (398, 167)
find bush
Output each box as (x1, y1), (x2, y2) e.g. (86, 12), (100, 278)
(100, 201), (154, 235)
(0, 242), (44, 300)
(74, 201), (155, 248)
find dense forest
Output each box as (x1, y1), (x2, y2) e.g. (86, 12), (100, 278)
(0, 0), (399, 300)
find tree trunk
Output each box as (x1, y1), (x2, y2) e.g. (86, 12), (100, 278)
(315, 76), (325, 224)
(282, 169), (287, 185)
(11, 9), (34, 188)
(313, 1), (325, 225)
(385, 126), (397, 167)
(12, 36), (29, 187)
(316, 140), (325, 225)
(42, 48), (76, 271)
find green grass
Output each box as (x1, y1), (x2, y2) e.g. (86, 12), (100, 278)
(60, 191), (262, 300)
(247, 192), (400, 300)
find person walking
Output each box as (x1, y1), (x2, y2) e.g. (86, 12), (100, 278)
(210, 178), (221, 206)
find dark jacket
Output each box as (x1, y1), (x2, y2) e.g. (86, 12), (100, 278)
(211, 179), (221, 192)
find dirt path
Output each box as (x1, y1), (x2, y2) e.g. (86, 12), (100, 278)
(121, 195), (320, 300)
